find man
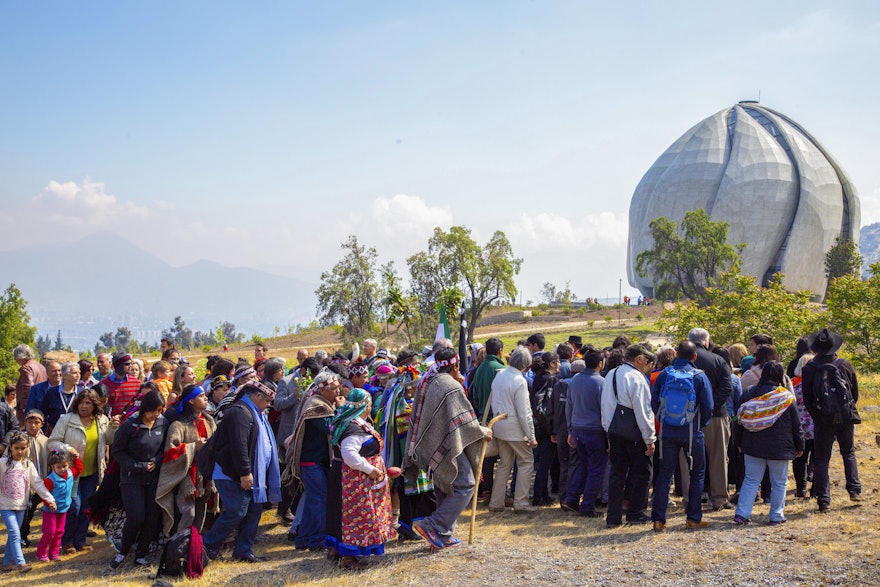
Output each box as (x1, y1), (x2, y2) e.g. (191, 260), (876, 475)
(24, 360), (62, 415)
(254, 343), (268, 360)
(687, 327), (733, 511)
(362, 339), (378, 366)
(601, 344), (656, 527)
(160, 337), (175, 355)
(650, 341), (714, 531)
(203, 381), (281, 563)
(284, 371), (345, 549)
(101, 352), (142, 416)
(468, 337), (505, 499)
(557, 343), (574, 379)
(295, 348), (309, 365)
(405, 347), (492, 548)
(14, 344), (47, 423)
(95, 352), (112, 380)
(801, 328), (861, 512)
(563, 352), (606, 517)
(526, 333), (546, 357)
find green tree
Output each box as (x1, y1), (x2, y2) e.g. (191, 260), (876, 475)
(406, 249), (454, 340)
(636, 209), (744, 304)
(826, 262), (880, 372)
(35, 334), (51, 357)
(162, 316), (193, 350)
(316, 235), (381, 342)
(658, 270), (818, 364)
(380, 262), (420, 349)
(824, 236), (862, 282)
(418, 226), (522, 343)
(0, 284), (37, 385)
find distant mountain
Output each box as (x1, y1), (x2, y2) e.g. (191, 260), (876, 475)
(860, 223), (880, 276)
(0, 231), (318, 351)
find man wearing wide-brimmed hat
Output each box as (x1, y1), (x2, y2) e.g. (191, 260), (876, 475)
(801, 328), (861, 512)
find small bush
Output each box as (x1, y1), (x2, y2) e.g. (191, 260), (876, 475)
(202, 345), (212, 352)
(587, 321), (594, 329)
(636, 312), (645, 322)
(604, 316), (613, 323)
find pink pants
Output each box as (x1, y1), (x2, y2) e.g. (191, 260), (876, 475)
(36, 511), (67, 560)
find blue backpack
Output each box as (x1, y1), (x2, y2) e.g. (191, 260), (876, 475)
(658, 367), (698, 428)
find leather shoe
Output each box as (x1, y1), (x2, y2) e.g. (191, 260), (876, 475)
(850, 492), (863, 502)
(686, 519), (710, 529)
(233, 553), (267, 563)
(652, 521), (666, 532)
(514, 505), (538, 514)
(818, 501), (830, 513)
(488, 507), (506, 512)
(625, 514), (651, 525)
(75, 544), (93, 552)
(579, 510), (602, 518)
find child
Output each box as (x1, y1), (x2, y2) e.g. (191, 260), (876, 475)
(0, 431), (56, 573)
(36, 445), (83, 562)
(19, 410), (50, 548)
(150, 360), (174, 404)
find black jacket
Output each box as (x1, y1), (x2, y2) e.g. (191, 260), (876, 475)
(547, 378), (571, 438)
(735, 382), (804, 460)
(111, 414), (168, 485)
(530, 372), (557, 439)
(693, 345), (733, 417)
(801, 354), (860, 425)
(0, 402), (20, 447)
(213, 402), (257, 479)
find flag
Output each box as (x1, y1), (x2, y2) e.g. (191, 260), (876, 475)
(435, 304), (450, 342)
(458, 300), (468, 373)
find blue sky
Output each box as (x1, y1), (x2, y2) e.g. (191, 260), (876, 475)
(2, 1), (878, 305)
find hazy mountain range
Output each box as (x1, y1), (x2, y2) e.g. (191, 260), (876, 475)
(1, 232), (317, 351)
(860, 223), (880, 276)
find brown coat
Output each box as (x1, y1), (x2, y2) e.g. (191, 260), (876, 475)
(16, 360), (47, 419)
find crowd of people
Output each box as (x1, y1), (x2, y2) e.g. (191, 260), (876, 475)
(0, 325), (863, 574)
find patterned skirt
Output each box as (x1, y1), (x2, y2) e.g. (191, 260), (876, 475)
(325, 454), (397, 557)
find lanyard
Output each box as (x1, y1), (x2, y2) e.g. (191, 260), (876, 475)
(60, 387), (76, 414)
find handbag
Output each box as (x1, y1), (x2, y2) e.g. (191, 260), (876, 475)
(607, 367), (642, 443)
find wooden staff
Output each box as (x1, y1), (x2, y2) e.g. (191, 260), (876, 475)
(468, 412), (508, 545)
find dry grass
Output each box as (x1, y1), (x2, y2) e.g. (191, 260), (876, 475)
(6, 420), (880, 586)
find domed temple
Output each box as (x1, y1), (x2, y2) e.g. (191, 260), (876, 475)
(626, 101), (859, 299)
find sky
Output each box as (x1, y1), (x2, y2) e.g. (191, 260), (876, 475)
(2, 1), (879, 309)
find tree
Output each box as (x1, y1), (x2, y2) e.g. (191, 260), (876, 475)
(824, 236), (862, 282)
(826, 262), (880, 372)
(636, 209), (743, 304)
(540, 282), (558, 304)
(379, 262), (420, 349)
(658, 269), (818, 364)
(541, 281), (576, 305)
(0, 283), (37, 385)
(420, 226), (522, 343)
(162, 316), (194, 350)
(216, 321), (240, 344)
(35, 334), (51, 357)
(316, 235), (381, 342)
(406, 250), (454, 340)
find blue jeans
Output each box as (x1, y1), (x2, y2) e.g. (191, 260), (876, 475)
(295, 464), (329, 549)
(651, 434), (705, 523)
(566, 430), (607, 513)
(1, 509), (26, 565)
(202, 479), (264, 559)
(63, 473), (98, 547)
(735, 455), (789, 522)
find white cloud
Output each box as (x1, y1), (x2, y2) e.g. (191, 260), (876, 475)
(504, 211), (629, 251)
(370, 194), (453, 240)
(32, 177), (148, 225)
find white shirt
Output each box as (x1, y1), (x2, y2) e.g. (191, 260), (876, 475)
(601, 363), (657, 444)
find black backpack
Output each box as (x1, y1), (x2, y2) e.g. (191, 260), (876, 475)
(156, 527), (209, 579)
(812, 360), (855, 425)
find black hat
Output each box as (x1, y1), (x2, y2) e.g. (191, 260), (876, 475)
(808, 328), (843, 355)
(396, 349), (417, 365)
(568, 335), (583, 346)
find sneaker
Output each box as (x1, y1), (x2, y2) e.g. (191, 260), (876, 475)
(87, 530), (97, 538)
(36, 557), (49, 563)
(849, 492), (863, 502)
(768, 519), (787, 526)
(686, 519), (710, 529)
(62, 544), (76, 555)
(712, 501), (733, 512)
(441, 536), (461, 548)
(134, 557), (149, 566)
(109, 554), (125, 570)
(412, 522), (444, 549)
(795, 489), (807, 499)
(733, 514), (751, 525)
(75, 544), (93, 552)
(16, 564), (32, 573)
(625, 514), (651, 525)
(205, 546), (222, 561)
(488, 506), (506, 512)
(652, 521), (666, 532)
(514, 505), (539, 514)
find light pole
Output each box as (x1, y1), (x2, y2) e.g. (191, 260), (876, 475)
(618, 278), (622, 328)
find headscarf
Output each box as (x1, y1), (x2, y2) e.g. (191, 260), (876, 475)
(330, 388), (370, 446)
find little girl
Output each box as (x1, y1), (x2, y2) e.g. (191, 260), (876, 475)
(36, 445), (83, 562)
(0, 432), (56, 574)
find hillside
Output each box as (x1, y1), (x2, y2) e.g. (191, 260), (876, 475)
(860, 222), (880, 275)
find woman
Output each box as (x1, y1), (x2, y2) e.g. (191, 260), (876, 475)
(733, 361), (804, 525)
(791, 353), (816, 498)
(109, 388), (167, 569)
(489, 346), (537, 513)
(325, 389), (395, 569)
(206, 375), (232, 421)
(129, 359), (146, 383)
(170, 364), (196, 408)
(530, 351), (559, 506)
(156, 384), (217, 539)
(48, 389), (116, 553)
